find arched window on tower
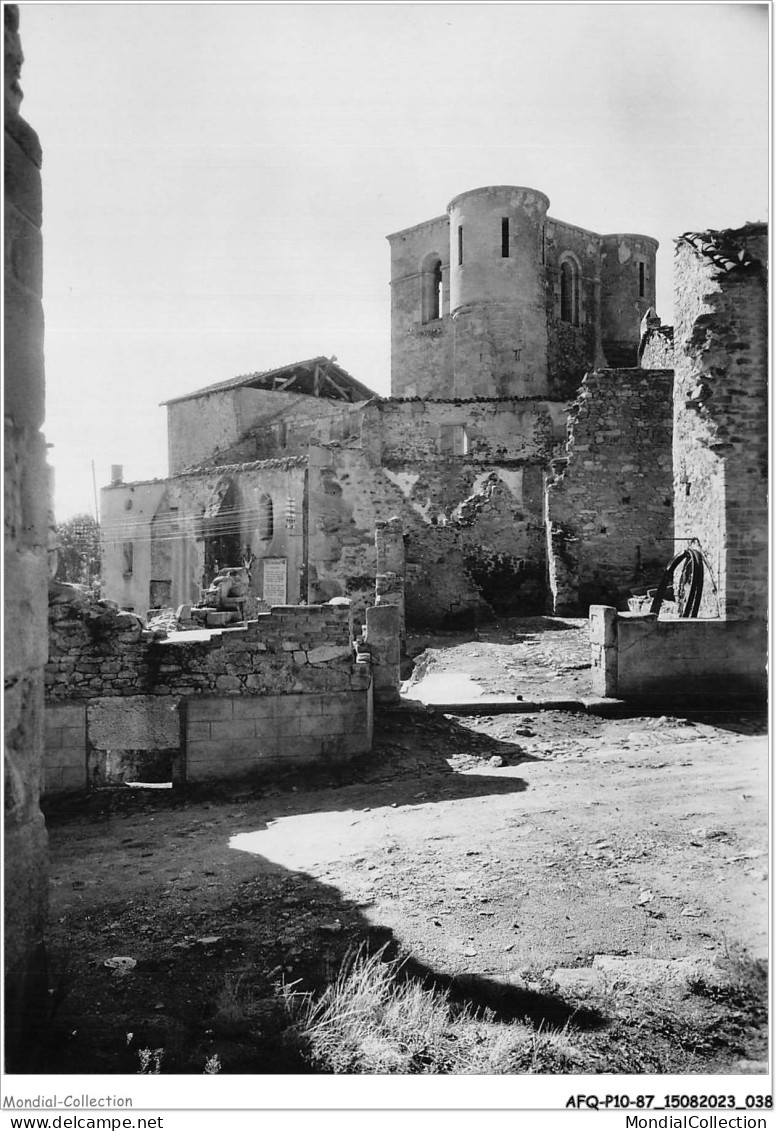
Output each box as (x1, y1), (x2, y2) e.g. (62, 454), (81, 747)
(258, 494), (274, 541)
(421, 254), (443, 322)
(560, 257), (580, 326)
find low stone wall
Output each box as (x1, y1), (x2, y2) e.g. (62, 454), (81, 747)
(590, 606), (766, 704)
(44, 587), (373, 792)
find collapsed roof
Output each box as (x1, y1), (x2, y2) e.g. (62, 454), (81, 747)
(676, 222), (767, 273)
(162, 356), (378, 407)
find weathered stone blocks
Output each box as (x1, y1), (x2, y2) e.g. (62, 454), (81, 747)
(87, 696), (181, 751)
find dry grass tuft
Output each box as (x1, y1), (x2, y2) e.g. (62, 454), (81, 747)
(284, 945), (579, 1074)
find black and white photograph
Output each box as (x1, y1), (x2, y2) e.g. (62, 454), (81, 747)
(3, 0), (770, 1123)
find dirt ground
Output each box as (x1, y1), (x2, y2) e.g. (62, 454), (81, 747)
(38, 619), (768, 1075)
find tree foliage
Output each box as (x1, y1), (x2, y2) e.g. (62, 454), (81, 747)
(54, 513), (101, 592)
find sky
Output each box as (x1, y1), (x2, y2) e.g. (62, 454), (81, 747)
(15, 1), (770, 522)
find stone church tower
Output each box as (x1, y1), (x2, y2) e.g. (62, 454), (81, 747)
(387, 184), (657, 400)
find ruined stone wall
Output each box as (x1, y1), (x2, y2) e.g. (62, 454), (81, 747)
(4, 5), (49, 1065)
(101, 458), (308, 612)
(168, 388), (361, 472)
(672, 226), (768, 621)
(639, 326), (674, 370)
(46, 593), (359, 702)
(174, 459), (308, 606)
(166, 389), (245, 475)
(45, 592), (371, 790)
(308, 397), (556, 623)
(101, 478), (170, 613)
(546, 368), (674, 613)
(362, 397), (559, 463)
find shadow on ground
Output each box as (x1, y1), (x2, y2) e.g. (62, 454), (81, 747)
(35, 847), (605, 1076)
(43, 709), (543, 830)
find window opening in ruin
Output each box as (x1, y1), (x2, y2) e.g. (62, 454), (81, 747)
(458, 225), (463, 265)
(149, 579), (172, 608)
(421, 255), (443, 322)
(439, 423), (468, 455)
(560, 258), (580, 325)
(639, 261), (645, 297)
(122, 542), (134, 575)
(258, 494), (274, 541)
(501, 217), (510, 257)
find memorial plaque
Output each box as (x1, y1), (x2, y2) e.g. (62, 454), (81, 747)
(262, 557), (287, 605)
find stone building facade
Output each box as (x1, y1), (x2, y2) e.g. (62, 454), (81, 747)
(387, 184), (658, 400)
(99, 190), (765, 632)
(101, 185), (665, 627)
(101, 388), (569, 626)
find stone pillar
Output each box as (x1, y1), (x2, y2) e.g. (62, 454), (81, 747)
(365, 604), (401, 705)
(589, 605), (618, 697)
(375, 517), (405, 647)
(672, 226), (768, 622)
(4, 4), (50, 1069)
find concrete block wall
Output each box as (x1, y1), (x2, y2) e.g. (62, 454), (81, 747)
(185, 690), (372, 781)
(546, 367), (674, 613)
(4, 4), (50, 1066)
(590, 606), (766, 704)
(43, 704), (87, 794)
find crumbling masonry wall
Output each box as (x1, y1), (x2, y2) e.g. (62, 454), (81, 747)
(639, 324), (674, 370)
(546, 368), (674, 613)
(307, 397), (560, 623)
(4, 5), (50, 1067)
(672, 226), (768, 620)
(167, 387), (362, 474)
(45, 590), (371, 791)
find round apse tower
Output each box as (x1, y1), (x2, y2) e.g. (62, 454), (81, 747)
(448, 186), (550, 398)
(599, 232), (659, 368)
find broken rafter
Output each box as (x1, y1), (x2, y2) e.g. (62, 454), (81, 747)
(317, 365), (351, 400)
